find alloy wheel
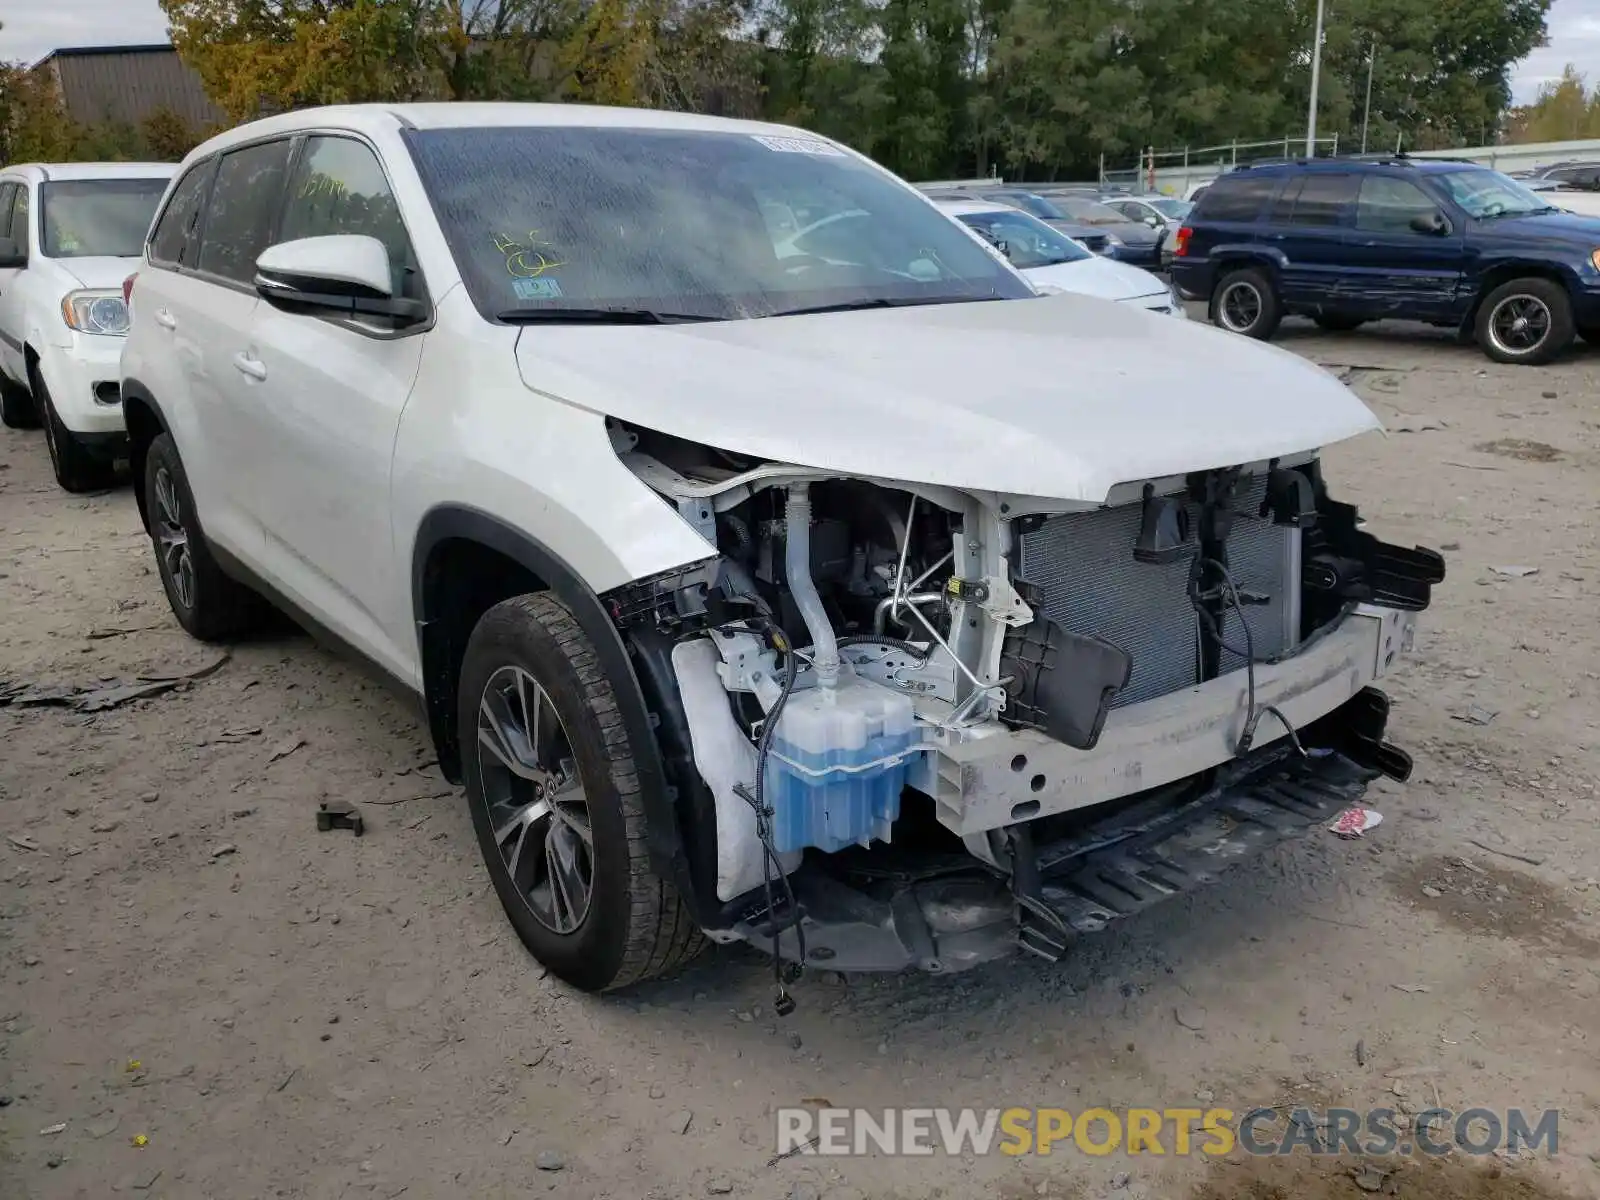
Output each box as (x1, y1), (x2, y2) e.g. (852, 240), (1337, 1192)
(153, 466), (196, 610)
(476, 664), (594, 935)
(1487, 294), (1551, 356)
(1218, 281), (1262, 333)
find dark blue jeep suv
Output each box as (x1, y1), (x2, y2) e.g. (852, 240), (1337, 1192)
(1169, 156), (1600, 365)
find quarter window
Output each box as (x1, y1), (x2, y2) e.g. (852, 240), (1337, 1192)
(277, 137), (419, 299)
(1356, 176), (1440, 235)
(150, 162), (213, 267)
(0, 184), (18, 250)
(197, 140), (293, 284)
(1193, 175), (1276, 223)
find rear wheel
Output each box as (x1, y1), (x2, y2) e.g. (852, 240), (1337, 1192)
(34, 366), (116, 493)
(1314, 314), (1366, 333)
(0, 374), (37, 429)
(144, 432), (266, 640)
(1210, 267), (1281, 340)
(460, 593), (703, 992)
(1475, 277), (1574, 365)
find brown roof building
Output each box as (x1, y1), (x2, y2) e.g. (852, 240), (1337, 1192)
(31, 44), (222, 130)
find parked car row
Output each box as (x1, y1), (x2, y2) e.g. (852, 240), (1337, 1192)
(0, 105), (1441, 999)
(0, 162), (175, 489)
(1170, 154), (1600, 365)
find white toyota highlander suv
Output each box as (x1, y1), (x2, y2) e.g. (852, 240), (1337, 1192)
(0, 162), (174, 490)
(121, 104), (1443, 998)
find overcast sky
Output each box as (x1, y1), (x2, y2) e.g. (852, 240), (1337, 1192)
(1, 0), (1597, 107)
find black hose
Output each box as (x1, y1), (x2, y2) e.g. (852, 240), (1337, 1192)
(748, 636), (805, 1006)
(837, 634), (932, 662)
(1189, 556), (1306, 759)
(718, 514), (755, 562)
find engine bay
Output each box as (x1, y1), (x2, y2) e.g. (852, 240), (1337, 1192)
(600, 418), (1444, 983)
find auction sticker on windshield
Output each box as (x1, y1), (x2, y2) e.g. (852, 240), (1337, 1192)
(752, 134), (846, 156)
(512, 278), (563, 300)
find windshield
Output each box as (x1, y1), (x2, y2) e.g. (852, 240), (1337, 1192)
(956, 209), (1090, 268)
(1432, 170), (1557, 219)
(1054, 196), (1132, 225)
(40, 179), (168, 258)
(1149, 198), (1192, 219)
(405, 127), (1031, 321)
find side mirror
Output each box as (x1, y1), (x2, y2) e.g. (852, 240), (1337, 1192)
(1409, 211), (1451, 236)
(1144, 214), (1162, 227)
(254, 234), (423, 321)
(996, 239), (1012, 259)
(0, 236), (27, 269)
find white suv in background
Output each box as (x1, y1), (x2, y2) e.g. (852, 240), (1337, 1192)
(0, 162), (174, 491)
(121, 104), (1440, 997)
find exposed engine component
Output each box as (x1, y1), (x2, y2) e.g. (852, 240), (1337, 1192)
(599, 420), (1443, 983)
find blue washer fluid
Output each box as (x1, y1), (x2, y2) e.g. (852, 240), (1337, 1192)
(763, 673), (921, 854)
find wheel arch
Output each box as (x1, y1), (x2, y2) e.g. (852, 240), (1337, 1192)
(1208, 247), (1286, 294)
(120, 378), (169, 532)
(411, 505), (702, 915)
(1464, 261), (1576, 333)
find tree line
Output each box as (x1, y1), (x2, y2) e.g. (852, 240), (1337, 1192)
(1, 1), (1556, 181)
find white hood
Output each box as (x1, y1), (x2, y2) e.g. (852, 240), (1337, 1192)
(1025, 256), (1167, 302)
(513, 292), (1380, 504)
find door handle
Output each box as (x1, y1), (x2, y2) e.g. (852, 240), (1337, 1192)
(154, 308), (177, 330)
(231, 352), (267, 381)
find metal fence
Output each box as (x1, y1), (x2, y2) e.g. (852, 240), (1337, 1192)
(1100, 136), (1343, 195)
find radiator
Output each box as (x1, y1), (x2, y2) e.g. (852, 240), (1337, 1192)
(1018, 476), (1300, 709)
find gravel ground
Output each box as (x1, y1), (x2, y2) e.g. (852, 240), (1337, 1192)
(1, 317), (1598, 1200)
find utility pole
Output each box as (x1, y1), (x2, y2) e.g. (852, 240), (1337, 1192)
(1306, 0), (1327, 157)
(1361, 42), (1377, 155)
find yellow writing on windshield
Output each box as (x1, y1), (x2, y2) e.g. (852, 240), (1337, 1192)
(492, 230), (566, 278)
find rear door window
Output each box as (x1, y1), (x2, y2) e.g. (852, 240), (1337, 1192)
(1285, 173), (1358, 227)
(1193, 175), (1277, 223)
(150, 160), (214, 268)
(197, 139), (294, 284)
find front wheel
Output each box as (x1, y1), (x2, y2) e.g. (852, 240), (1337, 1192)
(34, 367), (116, 493)
(1210, 267), (1281, 340)
(460, 593), (703, 992)
(1475, 277), (1574, 365)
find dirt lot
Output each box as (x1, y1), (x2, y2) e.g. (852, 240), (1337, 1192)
(2, 318), (1599, 1200)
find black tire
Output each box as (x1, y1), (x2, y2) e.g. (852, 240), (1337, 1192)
(143, 432), (266, 641)
(460, 593), (703, 992)
(1314, 314), (1366, 333)
(1209, 267), (1281, 340)
(1475, 277), (1574, 365)
(0, 374), (37, 429)
(33, 366), (116, 493)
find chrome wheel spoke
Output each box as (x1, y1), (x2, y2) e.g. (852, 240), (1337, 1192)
(478, 685), (541, 781)
(153, 468), (195, 609)
(498, 798), (550, 883)
(475, 665), (595, 935)
(543, 826), (588, 934)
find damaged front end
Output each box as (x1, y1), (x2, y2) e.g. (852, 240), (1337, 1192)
(601, 421), (1445, 980)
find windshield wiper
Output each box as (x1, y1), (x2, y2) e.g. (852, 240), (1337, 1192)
(496, 306), (719, 325)
(768, 295), (1001, 318)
